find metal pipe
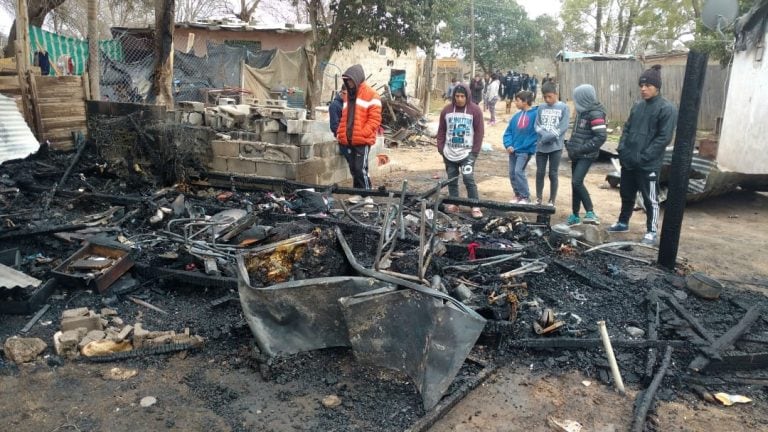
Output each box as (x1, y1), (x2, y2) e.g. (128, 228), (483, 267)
(597, 320), (626, 394)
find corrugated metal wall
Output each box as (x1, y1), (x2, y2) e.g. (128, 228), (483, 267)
(0, 93), (39, 164)
(557, 61), (729, 130)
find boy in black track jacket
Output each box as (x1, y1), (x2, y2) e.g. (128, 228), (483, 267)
(609, 65), (677, 245)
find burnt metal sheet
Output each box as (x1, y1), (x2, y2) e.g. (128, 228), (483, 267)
(0, 263), (42, 290)
(0, 93), (39, 164)
(339, 288), (486, 410)
(237, 255), (389, 357)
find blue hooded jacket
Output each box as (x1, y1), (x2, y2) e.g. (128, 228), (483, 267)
(503, 105), (539, 154)
(329, 92), (344, 134)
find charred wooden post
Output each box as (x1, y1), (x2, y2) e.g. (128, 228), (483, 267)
(152, 0), (175, 107)
(658, 51), (709, 269)
(657, 290), (716, 344)
(631, 346), (674, 432)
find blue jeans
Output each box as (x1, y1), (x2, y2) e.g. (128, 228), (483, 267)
(509, 152), (532, 199)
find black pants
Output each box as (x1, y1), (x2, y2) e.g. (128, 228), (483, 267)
(535, 150), (561, 203)
(619, 168), (660, 233)
(571, 157), (594, 214)
(348, 145), (371, 189)
(444, 156), (479, 200)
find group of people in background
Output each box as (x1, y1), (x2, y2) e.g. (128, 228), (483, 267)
(329, 63), (677, 246)
(437, 64), (676, 245)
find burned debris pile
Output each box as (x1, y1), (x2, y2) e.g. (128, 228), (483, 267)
(2, 142), (768, 430)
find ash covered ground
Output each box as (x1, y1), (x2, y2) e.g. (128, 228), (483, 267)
(2, 146), (768, 431)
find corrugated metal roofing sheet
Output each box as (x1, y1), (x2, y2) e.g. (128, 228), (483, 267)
(0, 263), (42, 290)
(0, 93), (39, 164)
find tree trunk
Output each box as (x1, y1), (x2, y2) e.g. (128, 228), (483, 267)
(2, 0), (67, 57)
(594, 1), (603, 52)
(153, 0), (175, 108)
(88, 0), (101, 100)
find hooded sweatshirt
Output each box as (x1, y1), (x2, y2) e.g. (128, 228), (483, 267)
(336, 64), (382, 146)
(436, 83), (485, 162)
(566, 84), (607, 160)
(534, 99), (569, 153)
(503, 105), (539, 154)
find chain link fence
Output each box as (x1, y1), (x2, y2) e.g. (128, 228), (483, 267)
(100, 29), (275, 104)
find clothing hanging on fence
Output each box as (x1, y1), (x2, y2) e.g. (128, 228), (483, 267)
(34, 51), (51, 76)
(57, 55), (74, 76)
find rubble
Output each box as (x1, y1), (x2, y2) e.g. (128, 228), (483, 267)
(3, 336), (47, 364)
(1, 132), (768, 430)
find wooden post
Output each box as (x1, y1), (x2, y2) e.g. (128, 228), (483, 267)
(15, 0), (33, 131)
(27, 72), (43, 137)
(87, 0), (101, 100)
(153, 0), (175, 108)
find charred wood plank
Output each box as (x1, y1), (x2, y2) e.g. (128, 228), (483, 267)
(505, 338), (690, 350)
(656, 290), (716, 345)
(553, 259), (614, 291)
(133, 264), (237, 290)
(645, 292), (660, 379)
(0, 223), (89, 240)
(704, 352), (768, 372)
(631, 347), (674, 432)
(44, 131), (87, 211)
(689, 305), (762, 372)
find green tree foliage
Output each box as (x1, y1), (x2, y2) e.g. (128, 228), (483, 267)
(443, 0), (541, 73)
(560, 0), (752, 61)
(301, 0), (463, 109)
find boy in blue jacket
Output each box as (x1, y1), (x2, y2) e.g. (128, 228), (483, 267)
(503, 91), (538, 204)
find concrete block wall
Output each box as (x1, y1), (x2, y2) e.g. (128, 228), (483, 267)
(200, 100), (389, 185)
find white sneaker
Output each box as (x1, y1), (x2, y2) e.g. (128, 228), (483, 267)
(363, 197), (375, 208)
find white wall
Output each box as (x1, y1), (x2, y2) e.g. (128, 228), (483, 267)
(322, 40), (421, 103)
(718, 29), (768, 174)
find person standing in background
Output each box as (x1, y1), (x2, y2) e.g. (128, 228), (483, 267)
(565, 84), (607, 226)
(436, 84), (485, 219)
(336, 64), (382, 191)
(608, 65), (677, 245)
(534, 81), (569, 206)
(329, 88), (350, 164)
(485, 73), (501, 125)
(503, 91), (538, 204)
(470, 74), (485, 106)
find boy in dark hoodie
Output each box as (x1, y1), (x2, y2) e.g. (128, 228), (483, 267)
(503, 91), (538, 204)
(436, 84), (485, 219)
(565, 84), (607, 225)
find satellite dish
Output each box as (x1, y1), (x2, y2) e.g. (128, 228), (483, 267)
(702, 0), (739, 31)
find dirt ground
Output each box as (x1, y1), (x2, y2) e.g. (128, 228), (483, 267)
(377, 102), (768, 431)
(1, 100), (767, 432)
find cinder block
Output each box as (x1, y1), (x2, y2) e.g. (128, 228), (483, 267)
(62, 307), (89, 320)
(61, 315), (103, 332)
(263, 120), (281, 133)
(227, 157), (258, 174)
(257, 161), (297, 179)
(207, 156), (229, 172)
(261, 132), (279, 144)
(239, 141), (267, 157)
(287, 120), (309, 134)
(277, 131), (288, 144)
(300, 143), (314, 160)
(211, 140), (240, 158)
(266, 144), (300, 163)
(295, 158), (326, 184)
